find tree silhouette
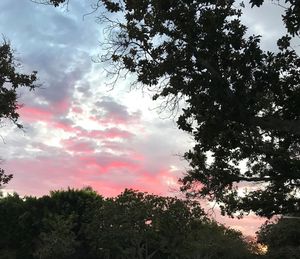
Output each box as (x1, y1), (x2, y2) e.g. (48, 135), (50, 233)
(43, 0), (300, 217)
(0, 40), (38, 186)
(0, 188), (255, 258)
(257, 215), (300, 258)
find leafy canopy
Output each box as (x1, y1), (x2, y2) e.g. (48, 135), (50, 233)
(257, 215), (300, 259)
(46, 0), (300, 217)
(0, 188), (256, 258)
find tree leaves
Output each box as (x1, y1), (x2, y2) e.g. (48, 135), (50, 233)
(0, 41), (38, 128)
(257, 216), (300, 258)
(0, 168), (12, 187)
(0, 188), (256, 258)
(249, 0), (264, 7)
(95, 0), (300, 217)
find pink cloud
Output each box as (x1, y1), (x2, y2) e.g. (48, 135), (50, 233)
(61, 138), (96, 154)
(89, 115), (136, 125)
(71, 106), (83, 114)
(19, 96), (71, 122)
(3, 148), (174, 198)
(216, 213), (266, 237)
(78, 154), (140, 173)
(19, 100), (76, 133)
(51, 98), (71, 115)
(79, 128), (134, 140)
(53, 120), (76, 133)
(19, 106), (53, 123)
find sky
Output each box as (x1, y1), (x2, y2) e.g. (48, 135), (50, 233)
(0, 0), (287, 236)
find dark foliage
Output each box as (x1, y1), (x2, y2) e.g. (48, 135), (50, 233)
(0, 188), (256, 258)
(257, 215), (300, 258)
(0, 41), (37, 128)
(0, 168), (12, 186)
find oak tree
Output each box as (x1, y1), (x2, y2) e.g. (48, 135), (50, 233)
(46, 0), (300, 217)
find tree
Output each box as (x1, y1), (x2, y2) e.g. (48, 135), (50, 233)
(0, 168), (12, 186)
(0, 41), (37, 128)
(0, 40), (38, 186)
(0, 188), (256, 258)
(188, 221), (257, 259)
(85, 189), (254, 259)
(98, 0), (300, 218)
(257, 215), (300, 258)
(33, 215), (78, 259)
(45, 0), (300, 217)
(85, 189), (163, 258)
(0, 188), (103, 259)
(46, 187), (104, 258)
(0, 193), (25, 258)
(40, 0), (300, 217)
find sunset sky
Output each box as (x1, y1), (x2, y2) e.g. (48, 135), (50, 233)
(0, 0), (286, 236)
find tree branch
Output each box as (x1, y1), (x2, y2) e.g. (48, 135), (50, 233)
(250, 116), (300, 135)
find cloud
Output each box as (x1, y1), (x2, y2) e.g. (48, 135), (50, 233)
(19, 106), (53, 123)
(0, 0), (98, 111)
(60, 137), (96, 154)
(216, 213), (266, 237)
(241, 2), (286, 51)
(2, 145), (183, 198)
(78, 127), (134, 140)
(91, 96), (141, 125)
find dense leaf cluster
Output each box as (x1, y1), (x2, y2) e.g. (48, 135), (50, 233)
(0, 168), (12, 186)
(257, 214), (300, 259)
(99, 0), (300, 217)
(0, 188), (256, 259)
(0, 42), (37, 128)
